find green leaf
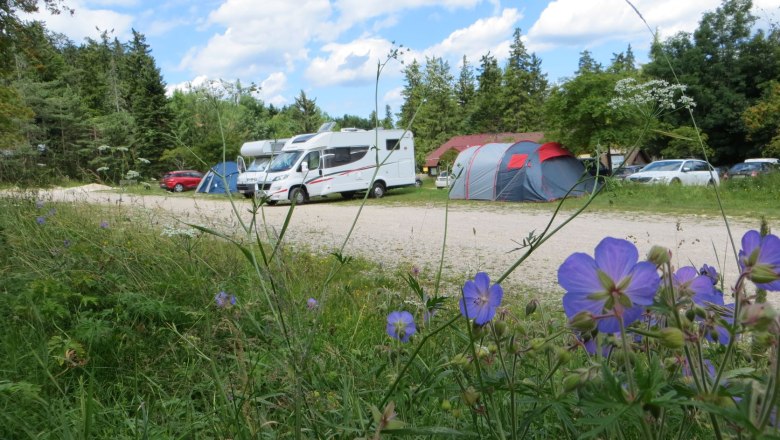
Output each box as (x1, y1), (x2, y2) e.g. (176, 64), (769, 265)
(382, 426), (478, 437)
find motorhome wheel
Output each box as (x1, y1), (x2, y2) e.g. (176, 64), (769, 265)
(290, 187), (308, 205)
(370, 181), (385, 198)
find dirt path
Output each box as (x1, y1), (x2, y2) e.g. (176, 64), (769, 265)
(40, 185), (761, 298)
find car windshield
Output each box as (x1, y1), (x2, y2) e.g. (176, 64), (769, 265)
(642, 161), (683, 172)
(267, 151), (302, 172)
(729, 163), (760, 173)
(247, 157), (271, 172)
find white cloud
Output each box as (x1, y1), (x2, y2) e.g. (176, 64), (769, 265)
(425, 8), (522, 63)
(179, 0), (334, 79)
(305, 38), (403, 87)
(165, 74), (210, 96)
(383, 86), (404, 110)
(333, 0), (482, 27)
(256, 72), (289, 106)
(24, 0), (135, 42)
(85, 0), (139, 7)
(527, 0), (721, 52)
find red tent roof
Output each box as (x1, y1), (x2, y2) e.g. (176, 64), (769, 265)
(425, 132), (545, 167)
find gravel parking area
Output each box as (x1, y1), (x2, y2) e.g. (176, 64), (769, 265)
(41, 185), (763, 300)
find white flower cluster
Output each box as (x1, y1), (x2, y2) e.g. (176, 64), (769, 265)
(97, 145), (111, 152)
(115, 146), (129, 152)
(609, 78), (696, 117)
(125, 170), (140, 179)
(138, 158), (151, 164)
(161, 225), (199, 238)
(96, 166), (110, 172)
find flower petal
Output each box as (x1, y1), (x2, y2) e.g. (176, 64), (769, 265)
(562, 292), (605, 320)
(623, 262), (660, 306)
(473, 272), (490, 295)
(558, 253), (603, 294)
(487, 283), (503, 308)
(595, 238), (638, 283)
(599, 305), (645, 333)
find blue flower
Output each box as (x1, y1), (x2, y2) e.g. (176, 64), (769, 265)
(558, 237), (661, 333)
(100, 220), (109, 229)
(36, 216), (45, 225)
(307, 298), (318, 309)
(699, 264), (719, 285)
(386, 311), (416, 342)
(739, 230), (780, 291)
(459, 272), (503, 325)
(214, 291), (237, 308)
(673, 266), (722, 306)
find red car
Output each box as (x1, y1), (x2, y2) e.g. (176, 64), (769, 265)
(159, 170), (203, 192)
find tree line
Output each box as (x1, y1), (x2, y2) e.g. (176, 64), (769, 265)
(0, 0), (778, 184)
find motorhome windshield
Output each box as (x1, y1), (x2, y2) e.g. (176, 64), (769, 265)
(247, 157), (271, 172)
(267, 151), (303, 172)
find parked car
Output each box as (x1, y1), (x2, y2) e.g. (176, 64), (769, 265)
(611, 165), (644, 180)
(627, 159), (719, 186)
(160, 170), (204, 192)
(744, 158), (780, 165)
(435, 171), (455, 189)
(723, 161), (777, 179)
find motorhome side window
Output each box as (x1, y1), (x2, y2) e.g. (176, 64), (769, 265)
(302, 151), (320, 170)
(323, 146), (369, 168)
(386, 139), (400, 150)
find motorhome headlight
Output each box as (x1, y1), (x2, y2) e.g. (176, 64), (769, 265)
(272, 174), (288, 182)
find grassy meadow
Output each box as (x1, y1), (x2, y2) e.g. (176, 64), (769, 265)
(2, 174), (780, 438)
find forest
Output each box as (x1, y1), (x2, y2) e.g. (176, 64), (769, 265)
(0, 0), (779, 185)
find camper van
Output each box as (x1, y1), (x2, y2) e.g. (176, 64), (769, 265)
(256, 128), (416, 205)
(236, 138), (288, 198)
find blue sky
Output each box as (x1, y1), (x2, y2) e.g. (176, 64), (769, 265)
(28, 0), (780, 119)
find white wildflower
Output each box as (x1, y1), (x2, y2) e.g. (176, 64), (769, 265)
(96, 166), (110, 172)
(97, 145), (111, 152)
(125, 170), (140, 179)
(138, 158), (151, 164)
(115, 146), (129, 152)
(161, 225), (199, 238)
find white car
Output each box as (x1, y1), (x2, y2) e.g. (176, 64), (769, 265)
(435, 172), (455, 189)
(627, 159), (719, 186)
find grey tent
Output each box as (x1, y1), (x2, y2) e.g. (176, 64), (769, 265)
(449, 141), (595, 202)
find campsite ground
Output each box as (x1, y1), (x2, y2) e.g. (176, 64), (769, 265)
(36, 184), (760, 300)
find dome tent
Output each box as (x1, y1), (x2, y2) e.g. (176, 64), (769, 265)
(196, 161), (239, 194)
(449, 141), (595, 202)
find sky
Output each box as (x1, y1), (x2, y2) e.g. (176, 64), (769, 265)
(26, 0), (780, 119)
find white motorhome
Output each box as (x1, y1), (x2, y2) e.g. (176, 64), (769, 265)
(236, 138), (288, 198)
(257, 128), (416, 205)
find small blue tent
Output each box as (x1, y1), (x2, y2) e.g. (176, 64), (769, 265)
(196, 161), (239, 194)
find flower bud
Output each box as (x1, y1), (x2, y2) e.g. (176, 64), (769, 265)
(562, 374), (582, 392)
(493, 320), (508, 337)
(471, 323), (487, 339)
(569, 311), (596, 332)
(659, 327), (685, 349)
(475, 344), (490, 359)
(556, 347), (572, 364)
(462, 386), (480, 406)
(487, 343), (498, 354)
(525, 299), (539, 316)
(529, 338), (545, 351)
(750, 264), (780, 284)
(684, 308), (696, 322)
(647, 245), (671, 266)
(451, 353), (470, 368)
(440, 399), (452, 411)
(740, 303), (777, 331)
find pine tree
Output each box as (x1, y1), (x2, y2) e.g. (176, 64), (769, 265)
(471, 53), (503, 133)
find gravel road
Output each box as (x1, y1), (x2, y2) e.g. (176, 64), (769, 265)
(41, 185), (763, 298)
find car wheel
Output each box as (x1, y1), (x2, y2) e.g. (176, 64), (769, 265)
(414, 178), (422, 188)
(369, 181), (385, 199)
(670, 178), (681, 185)
(174, 183), (184, 192)
(266, 200), (278, 206)
(290, 187), (308, 205)
(340, 191), (356, 200)
(708, 179), (716, 186)
(243, 192), (253, 199)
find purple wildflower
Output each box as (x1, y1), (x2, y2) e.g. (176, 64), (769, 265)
(386, 311), (416, 342)
(699, 264), (719, 285)
(307, 298), (318, 310)
(673, 266), (722, 306)
(558, 237), (661, 333)
(459, 272), (503, 325)
(214, 291), (237, 308)
(100, 220), (109, 229)
(739, 230), (780, 291)
(411, 266), (420, 277)
(36, 216), (45, 225)
(700, 301), (734, 345)
(35, 200), (44, 209)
